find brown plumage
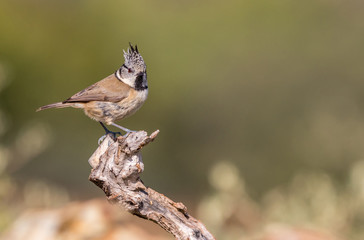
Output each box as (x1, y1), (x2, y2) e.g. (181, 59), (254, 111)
(37, 44), (148, 133)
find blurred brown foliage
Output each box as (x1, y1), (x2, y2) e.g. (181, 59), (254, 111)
(1, 199), (171, 240)
(1, 0), (364, 239)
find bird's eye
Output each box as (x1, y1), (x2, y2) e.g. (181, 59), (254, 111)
(123, 64), (133, 73)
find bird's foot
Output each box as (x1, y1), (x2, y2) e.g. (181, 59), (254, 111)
(110, 122), (138, 137)
(122, 130), (137, 138)
(98, 135), (107, 145)
(98, 122), (138, 144)
(98, 130), (122, 145)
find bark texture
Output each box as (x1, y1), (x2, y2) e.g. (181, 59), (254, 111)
(89, 130), (215, 240)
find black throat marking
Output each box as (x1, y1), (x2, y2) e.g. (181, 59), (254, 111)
(134, 73), (148, 91)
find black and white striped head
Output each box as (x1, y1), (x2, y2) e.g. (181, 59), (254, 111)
(115, 43), (147, 91)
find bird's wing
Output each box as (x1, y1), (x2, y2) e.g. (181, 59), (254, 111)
(63, 74), (130, 103)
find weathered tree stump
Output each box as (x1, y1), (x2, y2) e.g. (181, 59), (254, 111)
(88, 130), (215, 240)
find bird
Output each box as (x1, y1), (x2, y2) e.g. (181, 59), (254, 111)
(37, 43), (148, 140)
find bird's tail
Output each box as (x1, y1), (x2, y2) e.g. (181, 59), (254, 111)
(36, 102), (70, 112)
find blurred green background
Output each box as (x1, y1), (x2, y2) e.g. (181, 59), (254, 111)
(1, 0), (364, 239)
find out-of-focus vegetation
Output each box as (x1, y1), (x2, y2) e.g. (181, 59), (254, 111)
(1, 0), (364, 239)
(198, 160), (364, 239)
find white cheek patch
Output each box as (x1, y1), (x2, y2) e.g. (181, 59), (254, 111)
(120, 77), (135, 88)
(115, 69), (134, 88)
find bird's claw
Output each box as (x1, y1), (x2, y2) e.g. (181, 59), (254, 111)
(122, 130), (136, 138)
(98, 135), (107, 145)
(98, 131), (122, 145)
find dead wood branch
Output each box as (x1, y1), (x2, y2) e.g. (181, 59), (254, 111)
(88, 130), (215, 240)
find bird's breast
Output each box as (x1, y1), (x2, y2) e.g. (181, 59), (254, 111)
(83, 89), (148, 124)
(117, 88), (148, 118)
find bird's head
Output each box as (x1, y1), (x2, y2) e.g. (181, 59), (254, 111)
(115, 43), (147, 91)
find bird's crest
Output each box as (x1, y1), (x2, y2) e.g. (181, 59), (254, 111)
(123, 43), (146, 72)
